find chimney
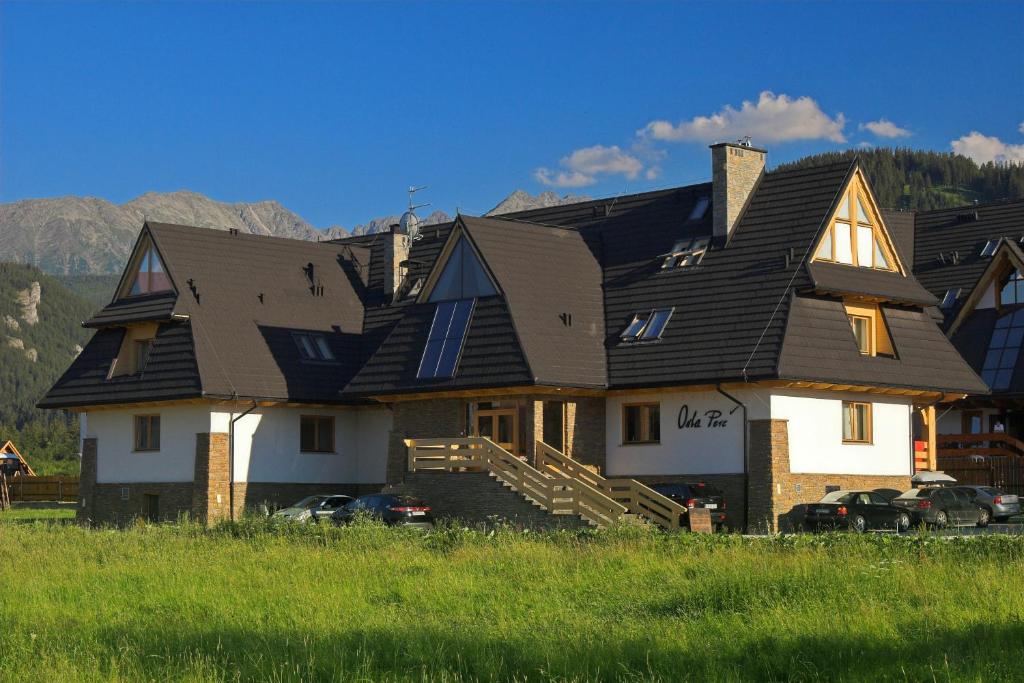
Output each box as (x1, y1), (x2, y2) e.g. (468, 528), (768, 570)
(711, 140), (766, 244)
(382, 223), (411, 301)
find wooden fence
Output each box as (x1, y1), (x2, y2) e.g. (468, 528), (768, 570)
(937, 456), (1024, 496)
(6, 476), (79, 503)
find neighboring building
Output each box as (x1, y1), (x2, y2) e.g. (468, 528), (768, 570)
(41, 143), (986, 530)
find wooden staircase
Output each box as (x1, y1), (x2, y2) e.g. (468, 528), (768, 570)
(405, 437), (688, 530)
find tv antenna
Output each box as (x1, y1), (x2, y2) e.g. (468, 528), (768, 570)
(402, 185), (430, 240)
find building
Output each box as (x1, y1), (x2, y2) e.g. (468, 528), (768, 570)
(40, 143), (986, 530)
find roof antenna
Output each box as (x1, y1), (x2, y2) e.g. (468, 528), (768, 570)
(401, 185), (430, 241)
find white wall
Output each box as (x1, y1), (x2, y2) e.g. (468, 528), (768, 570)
(85, 406), (210, 483)
(770, 390), (911, 476)
(604, 389), (770, 476)
(212, 406), (391, 484)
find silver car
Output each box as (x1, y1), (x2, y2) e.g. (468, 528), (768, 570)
(273, 495), (353, 523)
(953, 486), (1021, 522)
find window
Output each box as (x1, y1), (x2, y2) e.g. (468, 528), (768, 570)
(842, 402), (871, 443)
(623, 403), (660, 444)
(428, 236), (497, 302)
(981, 240), (998, 257)
(662, 238), (709, 269)
(134, 339), (153, 373)
(999, 269), (1024, 307)
(688, 196), (710, 221)
(621, 308), (674, 342)
(127, 244), (172, 296)
(981, 309), (1024, 390)
(418, 299), (474, 379)
(300, 415), (335, 453)
(812, 176), (895, 271)
(293, 333), (335, 361)
(940, 289), (960, 310)
(134, 415), (160, 451)
(848, 315), (872, 355)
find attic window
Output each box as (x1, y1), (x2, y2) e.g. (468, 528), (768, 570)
(621, 308), (673, 343)
(293, 333), (335, 361)
(688, 197), (710, 221)
(980, 240), (998, 257)
(427, 236), (497, 302)
(662, 238), (709, 269)
(127, 245), (172, 296)
(811, 174), (896, 271)
(940, 289), (961, 310)
(418, 299), (475, 379)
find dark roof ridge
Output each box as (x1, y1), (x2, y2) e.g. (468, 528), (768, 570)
(496, 182), (712, 220)
(459, 213), (581, 232)
(144, 220), (346, 250)
(914, 197), (1024, 216)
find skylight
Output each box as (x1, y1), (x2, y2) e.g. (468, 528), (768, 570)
(940, 289), (961, 310)
(293, 333), (335, 361)
(980, 240), (998, 257)
(662, 238), (709, 269)
(621, 308), (674, 343)
(418, 299), (475, 379)
(688, 196), (710, 221)
(981, 309), (1024, 390)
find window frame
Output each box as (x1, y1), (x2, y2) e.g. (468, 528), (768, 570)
(299, 415), (336, 454)
(621, 308), (674, 343)
(848, 314), (873, 355)
(842, 402), (872, 445)
(812, 175), (897, 272)
(120, 240), (174, 299)
(134, 339), (154, 373)
(133, 414), (161, 452)
(292, 332), (337, 363)
(622, 402), (661, 445)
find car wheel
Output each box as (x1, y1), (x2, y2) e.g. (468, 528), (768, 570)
(934, 510), (948, 529)
(896, 513), (912, 532)
(850, 514), (868, 533)
(977, 508), (991, 528)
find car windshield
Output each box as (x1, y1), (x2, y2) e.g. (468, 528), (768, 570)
(290, 496), (327, 510)
(895, 489), (929, 499)
(820, 491), (853, 503)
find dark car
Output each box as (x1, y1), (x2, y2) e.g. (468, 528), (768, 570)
(649, 482), (727, 530)
(873, 488), (902, 502)
(332, 494), (434, 530)
(891, 487), (988, 528)
(272, 494), (353, 523)
(804, 490), (912, 533)
(952, 486), (1021, 523)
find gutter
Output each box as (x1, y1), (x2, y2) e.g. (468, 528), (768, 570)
(715, 384), (749, 531)
(228, 400), (258, 522)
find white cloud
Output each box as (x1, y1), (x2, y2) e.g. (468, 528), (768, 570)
(535, 144), (644, 188)
(639, 91), (847, 144)
(645, 166), (661, 181)
(859, 118), (912, 138)
(951, 131), (1024, 165)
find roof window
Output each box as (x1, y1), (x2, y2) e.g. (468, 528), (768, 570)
(688, 196), (710, 221)
(662, 238), (709, 269)
(293, 333), (335, 362)
(940, 288), (961, 310)
(980, 240), (998, 257)
(418, 299), (475, 379)
(982, 309), (1024, 390)
(621, 308), (674, 343)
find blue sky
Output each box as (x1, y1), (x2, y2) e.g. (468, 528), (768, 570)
(2, 1), (1022, 228)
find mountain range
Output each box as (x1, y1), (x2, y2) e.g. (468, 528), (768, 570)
(0, 189), (590, 277)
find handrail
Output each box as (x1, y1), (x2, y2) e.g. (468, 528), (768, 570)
(936, 433), (1024, 460)
(535, 440), (687, 531)
(406, 437), (627, 528)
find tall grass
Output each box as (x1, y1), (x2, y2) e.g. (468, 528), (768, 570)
(1, 517), (1021, 682)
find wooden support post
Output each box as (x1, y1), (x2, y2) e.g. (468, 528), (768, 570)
(926, 405), (937, 471)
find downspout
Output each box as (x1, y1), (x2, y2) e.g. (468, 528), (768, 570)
(716, 385), (749, 531)
(229, 400), (258, 522)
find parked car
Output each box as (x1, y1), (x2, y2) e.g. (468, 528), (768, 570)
(952, 485), (1021, 523)
(649, 482), (727, 530)
(804, 490), (912, 532)
(891, 487), (988, 528)
(332, 494), (435, 529)
(872, 488), (902, 502)
(273, 494), (353, 523)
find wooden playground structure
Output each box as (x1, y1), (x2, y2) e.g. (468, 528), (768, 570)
(1, 440), (36, 510)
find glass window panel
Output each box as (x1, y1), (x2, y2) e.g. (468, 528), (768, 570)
(991, 328), (1009, 347)
(624, 406), (642, 443)
(147, 248), (171, 291)
(849, 316), (871, 354)
(1014, 309), (1024, 326)
(856, 225), (873, 267)
(688, 197), (709, 220)
(982, 369), (998, 386)
(429, 241), (465, 302)
(150, 417), (160, 450)
(460, 240), (497, 298)
(428, 238), (495, 302)
(300, 417), (316, 452)
(317, 417), (333, 452)
(815, 230), (833, 260)
(621, 314), (649, 341)
(648, 405), (660, 442)
(295, 335), (316, 360)
(1000, 347), (1021, 369)
(837, 195), (851, 220)
(873, 238), (892, 270)
(313, 336), (334, 360)
(842, 404), (854, 440)
(1006, 327), (1024, 349)
(995, 369), (1014, 390)
(834, 222), (853, 264)
(996, 313), (1012, 329)
(641, 309), (673, 340)
(857, 197), (870, 224)
(984, 349), (1002, 370)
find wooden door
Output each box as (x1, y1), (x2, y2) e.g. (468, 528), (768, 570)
(961, 410), (983, 434)
(475, 408), (518, 454)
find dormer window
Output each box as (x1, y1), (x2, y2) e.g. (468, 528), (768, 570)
(812, 173), (897, 272)
(940, 289), (961, 310)
(293, 333), (335, 362)
(127, 244), (172, 296)
(662, 238), (708, 269)
(844, 302), (894, 357)
(621, 308), (673, 343)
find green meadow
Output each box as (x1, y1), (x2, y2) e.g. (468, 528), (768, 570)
(0, 512), (1020, 682)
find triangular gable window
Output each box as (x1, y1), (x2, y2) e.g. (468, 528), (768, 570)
(811, 170), (900, 273)
(125, 241), (173, 297)
(427, 236), (497, 302)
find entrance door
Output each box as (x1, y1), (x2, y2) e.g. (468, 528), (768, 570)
(475, 408), (519, 454)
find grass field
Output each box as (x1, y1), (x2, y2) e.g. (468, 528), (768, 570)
(1, 513), (1021, 682)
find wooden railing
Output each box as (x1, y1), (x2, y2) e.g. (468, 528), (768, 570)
(937, 433), (1024, 460)
(534, 441), (688, 531)
(406, 437), (627, 528)
(5, 475), (79, 503)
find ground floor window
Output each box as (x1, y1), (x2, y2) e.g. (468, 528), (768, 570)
(300, 415), (335, 453)
(842, 402), (872, 444)
(133, 415), (160, 451)
(623, 403), (660, 444)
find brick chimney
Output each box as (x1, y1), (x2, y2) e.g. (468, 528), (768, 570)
(711, 141), (766, 244)
(382, 224), (411, 301)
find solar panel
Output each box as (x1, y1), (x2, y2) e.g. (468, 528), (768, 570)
(417, 299), (475, 379)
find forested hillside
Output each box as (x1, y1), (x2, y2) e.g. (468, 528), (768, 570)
(777, 148), (1024, 210)
(0, 263), (94, 474)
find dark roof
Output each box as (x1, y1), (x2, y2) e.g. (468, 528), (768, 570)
(83, 292), (179, 328)
(805, 261), (938, 306)
(880, 208), (916, 267)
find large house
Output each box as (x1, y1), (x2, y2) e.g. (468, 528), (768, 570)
(41, 143), (986, 531)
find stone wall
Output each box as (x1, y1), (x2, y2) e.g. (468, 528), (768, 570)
(387, 471), (589, 529)
(748, 419), (911, 532)
(89, 482), (194, 525)
(191, 432), (230, 525)
(565, 397), (606, 471)
(387, 399), (467, 484)
(711, 142), (765, 243)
